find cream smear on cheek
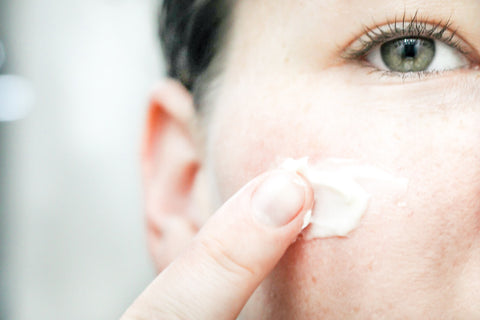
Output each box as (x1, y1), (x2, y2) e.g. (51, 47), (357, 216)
(280, 158), (408, 240)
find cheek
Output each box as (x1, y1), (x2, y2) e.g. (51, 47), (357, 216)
(208, 75), (480, 239)
(206, 74), (480, 310)
(207, 75), (480, 209)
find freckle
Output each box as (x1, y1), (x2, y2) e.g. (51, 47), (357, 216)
(312, 276), (317, 284)
(368, 262), (373, 271)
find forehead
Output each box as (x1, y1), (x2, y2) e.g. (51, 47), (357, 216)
(230, 0), (479, 21)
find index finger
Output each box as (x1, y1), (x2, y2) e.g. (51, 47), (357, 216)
(121, 170), (314, 319)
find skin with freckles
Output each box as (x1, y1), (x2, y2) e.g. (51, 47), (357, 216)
(143, 0), (480, 318)
(197, 1), (480, 318)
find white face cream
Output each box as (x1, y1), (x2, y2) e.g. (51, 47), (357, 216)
(280, 158), (408, 239)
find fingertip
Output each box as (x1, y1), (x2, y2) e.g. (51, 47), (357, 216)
(250, 170), (314, 230)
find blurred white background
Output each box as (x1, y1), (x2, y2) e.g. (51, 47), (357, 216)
(1, 0), (163, 318)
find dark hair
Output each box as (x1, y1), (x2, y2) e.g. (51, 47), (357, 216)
(159, 0), (232, 94)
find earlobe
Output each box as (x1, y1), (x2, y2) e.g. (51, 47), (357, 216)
(142, 79), (200, 272)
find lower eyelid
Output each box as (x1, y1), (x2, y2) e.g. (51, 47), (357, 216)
(347, 63), (477, 85)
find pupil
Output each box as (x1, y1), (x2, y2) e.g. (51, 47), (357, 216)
(402, 39), (418, 59)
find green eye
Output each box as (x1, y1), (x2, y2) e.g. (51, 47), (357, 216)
(366, 35), (469, 74)
(380, 38), (435, 72)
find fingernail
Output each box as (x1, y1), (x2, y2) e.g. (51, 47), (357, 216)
(252, 171), (307, 227)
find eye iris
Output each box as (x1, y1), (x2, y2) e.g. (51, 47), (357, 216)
(380, 38), (436, 72)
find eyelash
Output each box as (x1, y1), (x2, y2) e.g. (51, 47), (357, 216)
(343, 12), (472, 64)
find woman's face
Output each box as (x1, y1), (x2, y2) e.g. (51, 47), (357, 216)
(199, 0), (480, 317)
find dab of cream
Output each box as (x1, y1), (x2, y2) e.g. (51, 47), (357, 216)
(281, 158), (408, 239)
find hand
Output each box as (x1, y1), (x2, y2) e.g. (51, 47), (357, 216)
(121, 170), (314, 320)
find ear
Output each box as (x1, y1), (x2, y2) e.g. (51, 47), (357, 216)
(142, 79), (203, 272)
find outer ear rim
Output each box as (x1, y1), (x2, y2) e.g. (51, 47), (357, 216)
(150, 79), (195, 127)
(142, 79), (196, 167)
